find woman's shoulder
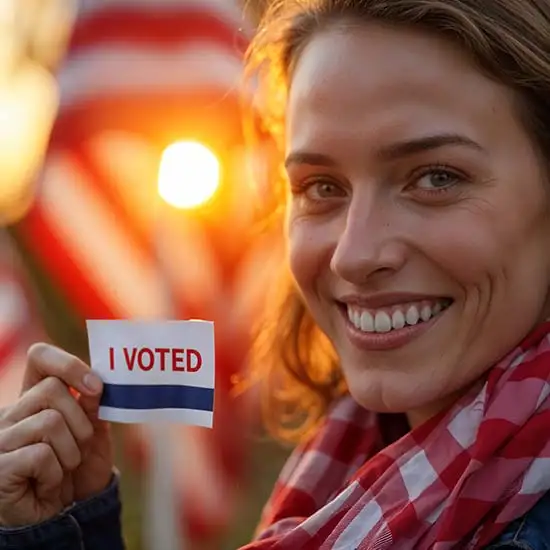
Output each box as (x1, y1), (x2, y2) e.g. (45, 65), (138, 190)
(486, 491), (550, 549)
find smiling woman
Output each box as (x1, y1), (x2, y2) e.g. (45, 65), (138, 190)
(241, 0), (550, 548)
(281, 18), (550, 428)
(249, 2), (550, 432)
(2, 1), (550, 549)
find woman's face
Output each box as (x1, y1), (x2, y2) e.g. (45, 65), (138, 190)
(285, 23), (550, 427)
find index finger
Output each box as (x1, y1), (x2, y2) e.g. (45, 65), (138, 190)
(25, 343), (103, 397)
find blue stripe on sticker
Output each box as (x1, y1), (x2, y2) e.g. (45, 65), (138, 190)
(100, 383), (214, 412)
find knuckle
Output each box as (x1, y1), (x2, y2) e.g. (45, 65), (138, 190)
(63, 357), (83, 378)
(42, 376), (66, 397)
(27, 342), (48, 363)
(27, 343), (83, 378)
(33, 442), (55, 463)
(41, 409), (64, 432)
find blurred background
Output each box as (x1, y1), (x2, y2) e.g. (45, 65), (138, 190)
(0, 0), (290, 548)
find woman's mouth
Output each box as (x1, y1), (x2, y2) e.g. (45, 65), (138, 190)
(346, 298), (453, 333)
(338, 297), (454, 351)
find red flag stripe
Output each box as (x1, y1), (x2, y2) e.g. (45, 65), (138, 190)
(77, 0), (250, 30)
(50, 93), (245, 149)
(70, 8), (248, 54)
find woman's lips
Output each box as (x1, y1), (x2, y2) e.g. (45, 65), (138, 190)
(338, 300), (451, 351)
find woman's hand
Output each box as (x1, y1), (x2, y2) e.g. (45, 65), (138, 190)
(0, 343), (114, 527)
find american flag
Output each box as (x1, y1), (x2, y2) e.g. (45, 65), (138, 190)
(18, 0), (254, 321)
(0, 231), (42, 409)
(15, 0), (273, 546)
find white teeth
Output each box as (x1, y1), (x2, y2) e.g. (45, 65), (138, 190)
(405, 306), (420, 325)
(360, 311), (374, 332)
(420, 305), (432, 322)
(391, 310), (405, 330)
(347, 300), (450, 333)
(374, 311), (392, 333)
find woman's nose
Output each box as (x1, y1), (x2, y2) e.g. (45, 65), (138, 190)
(330, 199), (407, 285)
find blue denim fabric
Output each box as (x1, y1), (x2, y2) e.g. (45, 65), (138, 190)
(0, 474), (124, 550)
(486, 490), (550, 549)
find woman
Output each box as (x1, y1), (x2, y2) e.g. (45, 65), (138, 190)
(1, 0), (550, 548)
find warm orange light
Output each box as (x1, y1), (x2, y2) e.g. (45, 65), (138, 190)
(157, 141), (220, 210)
(0, 62), (58, 223)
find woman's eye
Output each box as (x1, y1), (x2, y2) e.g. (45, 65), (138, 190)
(289, 178), (347, 214)
(414, 169), (461, 191)
(305, 180), (346, 199)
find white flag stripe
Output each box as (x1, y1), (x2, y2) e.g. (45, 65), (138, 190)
(155, 216), (222, 312)
(40, 154), (166, 319)
(0, 350), (26, 408)
(87, 132), (160, 233)
(176, 427), (233, 520)
(0, 277), (28, 335)
(59, 44), (246, 109)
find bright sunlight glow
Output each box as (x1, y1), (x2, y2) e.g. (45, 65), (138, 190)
(158, 141), (220, 209)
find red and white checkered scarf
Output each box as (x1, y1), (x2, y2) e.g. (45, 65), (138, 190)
(245, 322), (550, 549)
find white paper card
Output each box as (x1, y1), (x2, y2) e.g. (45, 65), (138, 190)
(86, 320), (215, 427)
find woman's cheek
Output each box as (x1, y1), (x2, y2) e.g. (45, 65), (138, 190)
(287, 221), (329, 292)
(412, 211), (501, 286)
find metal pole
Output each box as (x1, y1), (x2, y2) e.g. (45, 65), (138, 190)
(144, 200), (184, 550)
(145, 422), (181, 550)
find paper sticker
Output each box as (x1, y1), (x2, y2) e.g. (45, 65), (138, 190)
(86, 320), (215, 427)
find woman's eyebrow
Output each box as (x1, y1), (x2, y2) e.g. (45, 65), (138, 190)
(285, 151), (337, 169)
(376, 133), (486, 160)
(285, 133), (486, 169)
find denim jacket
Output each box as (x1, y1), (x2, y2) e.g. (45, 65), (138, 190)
(0, 479), (548, 550)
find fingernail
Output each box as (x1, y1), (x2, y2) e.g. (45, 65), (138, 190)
(83, 373), (103, 394)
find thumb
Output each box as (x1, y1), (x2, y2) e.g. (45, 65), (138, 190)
(75, 371), (103, 420)
(74, 375), (109, 435)
(77, 391), (111, 443)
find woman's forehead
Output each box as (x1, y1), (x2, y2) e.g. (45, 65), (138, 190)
(285, 24), (521, 158)
(288, 24), (475, 97)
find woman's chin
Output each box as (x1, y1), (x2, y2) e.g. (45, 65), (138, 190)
(342, 359), (455, 420)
